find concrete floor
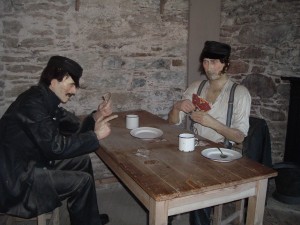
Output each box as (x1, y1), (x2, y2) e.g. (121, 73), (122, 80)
(1, 178), (300, 225)
(96, 178), (300, 225)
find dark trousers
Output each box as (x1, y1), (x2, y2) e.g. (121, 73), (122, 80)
(50, 155), (102, 225)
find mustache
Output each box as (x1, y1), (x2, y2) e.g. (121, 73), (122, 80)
(66, 93), (75, 97)
(206, 70), (222, 76)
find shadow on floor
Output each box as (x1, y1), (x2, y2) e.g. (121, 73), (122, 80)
(1, 179), (299, 225)
(97, 179), (300, 225)
(97, 178), (300, 225)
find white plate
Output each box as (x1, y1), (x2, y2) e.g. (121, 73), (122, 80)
(130, 127), (163, 139)
(201, 148), (242, 162)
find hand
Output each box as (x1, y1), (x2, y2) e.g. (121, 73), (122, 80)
(173, 99), (196, 113)
(190, 110), (216, 128)
(94, 114), (118, 140)
(93, 98), (113, 121)
(191, 111), (245, 144)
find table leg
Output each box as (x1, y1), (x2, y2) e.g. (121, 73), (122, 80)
(149, 198), (168, 225)
(246, 179), (268, 225)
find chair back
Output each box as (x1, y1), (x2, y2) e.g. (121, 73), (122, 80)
(242, 117), (272, 167)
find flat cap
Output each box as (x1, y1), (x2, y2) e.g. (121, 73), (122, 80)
(200, 41), (231, 60)
(47, 56), (83, 78)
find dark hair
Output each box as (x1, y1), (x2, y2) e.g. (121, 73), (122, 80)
(198, 56), (230, 74)
(39, 66), (80, 87)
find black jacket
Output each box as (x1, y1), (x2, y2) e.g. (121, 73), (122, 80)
(242, 117), (272, 167)
(0, 84), (100, 217)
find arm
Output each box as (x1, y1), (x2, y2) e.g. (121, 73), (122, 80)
(79, 95), (114, 133)
(19, 96), (115, 160)
(168, 100), (195, 124)
(191, 85), (251, 144)
(191, 111), (245, 143)
(168, 81), (200, 124)
(18, 102), (99, 160)
(57, 107), (81, 135)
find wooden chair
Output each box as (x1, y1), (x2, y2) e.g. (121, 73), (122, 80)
(1, 207), (60, 225)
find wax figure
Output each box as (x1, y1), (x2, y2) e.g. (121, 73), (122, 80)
(0, 56), (117, 225)
(168, 41), (251, 225)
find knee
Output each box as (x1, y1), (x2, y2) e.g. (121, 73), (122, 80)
(80, 155), (92, 166)
(76, 171), (94, 190)
(74, 155), (93, 173)
(81, 172), (93, 184)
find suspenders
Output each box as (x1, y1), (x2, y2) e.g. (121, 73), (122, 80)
(224, 82), (238, 148)
(189, 80), (208, 132)
(190, 80), (238, 148)
(197, 80), (208, 96)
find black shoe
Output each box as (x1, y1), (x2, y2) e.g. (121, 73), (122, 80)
(168, 215), (174, 225)
(100, 214), (109, 225)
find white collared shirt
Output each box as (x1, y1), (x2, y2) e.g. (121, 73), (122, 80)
(178, 79), (251, 143)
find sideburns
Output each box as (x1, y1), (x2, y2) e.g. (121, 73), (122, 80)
(221, 65), (228, 74)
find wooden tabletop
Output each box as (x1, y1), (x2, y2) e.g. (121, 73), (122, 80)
(96, 110), (277, 202)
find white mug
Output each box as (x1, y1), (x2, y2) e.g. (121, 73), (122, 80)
(178, 133), (198, 152)
(126, 114), (139, 129)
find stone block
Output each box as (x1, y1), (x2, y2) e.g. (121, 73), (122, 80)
(243, 74), (276, 98)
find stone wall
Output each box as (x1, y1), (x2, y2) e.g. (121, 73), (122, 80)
(220, 0), (300, 163)
(0, 0), (188, 117)
(0, 0), (188, 181)
(0, 0), (299, 182)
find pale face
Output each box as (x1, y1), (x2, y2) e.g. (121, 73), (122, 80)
(202, 58), (225, 80)
(49, 75), (77, 103)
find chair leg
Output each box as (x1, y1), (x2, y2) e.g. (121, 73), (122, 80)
(51, 207), (60, 225)
(213, 199), (245, 225)
(7, 217), (14, 225)
(213, 204), (223, 225)
(0, 214), (14, 225)
(1, 210), (59, 225)
(233, 199), (245, 225)
(38, 214), (47, 225)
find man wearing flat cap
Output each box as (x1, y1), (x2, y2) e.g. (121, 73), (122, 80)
(0, 56), (117, 225)
(168, 41), (251, 225)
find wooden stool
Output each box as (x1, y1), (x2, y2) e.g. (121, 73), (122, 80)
(1, 207), (60, 225)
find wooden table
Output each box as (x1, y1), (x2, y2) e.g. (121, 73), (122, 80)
(95, 110), (277, 225)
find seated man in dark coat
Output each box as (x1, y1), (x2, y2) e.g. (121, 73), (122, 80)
(0, 56), (117, 225)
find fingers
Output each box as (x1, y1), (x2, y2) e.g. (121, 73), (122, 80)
(182, 100), (195, 110)
(95, 114), (117, 124)
(175, 99), (193, 111)
(98, 99), (112, 114)
(102, 92), (111, 102)
(102, 114), (118, 123)
(182, 103), (195, 113)
(95, 114), (104, 123)
(94, 114), (118, 140)
(103, 99), (112, 107)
